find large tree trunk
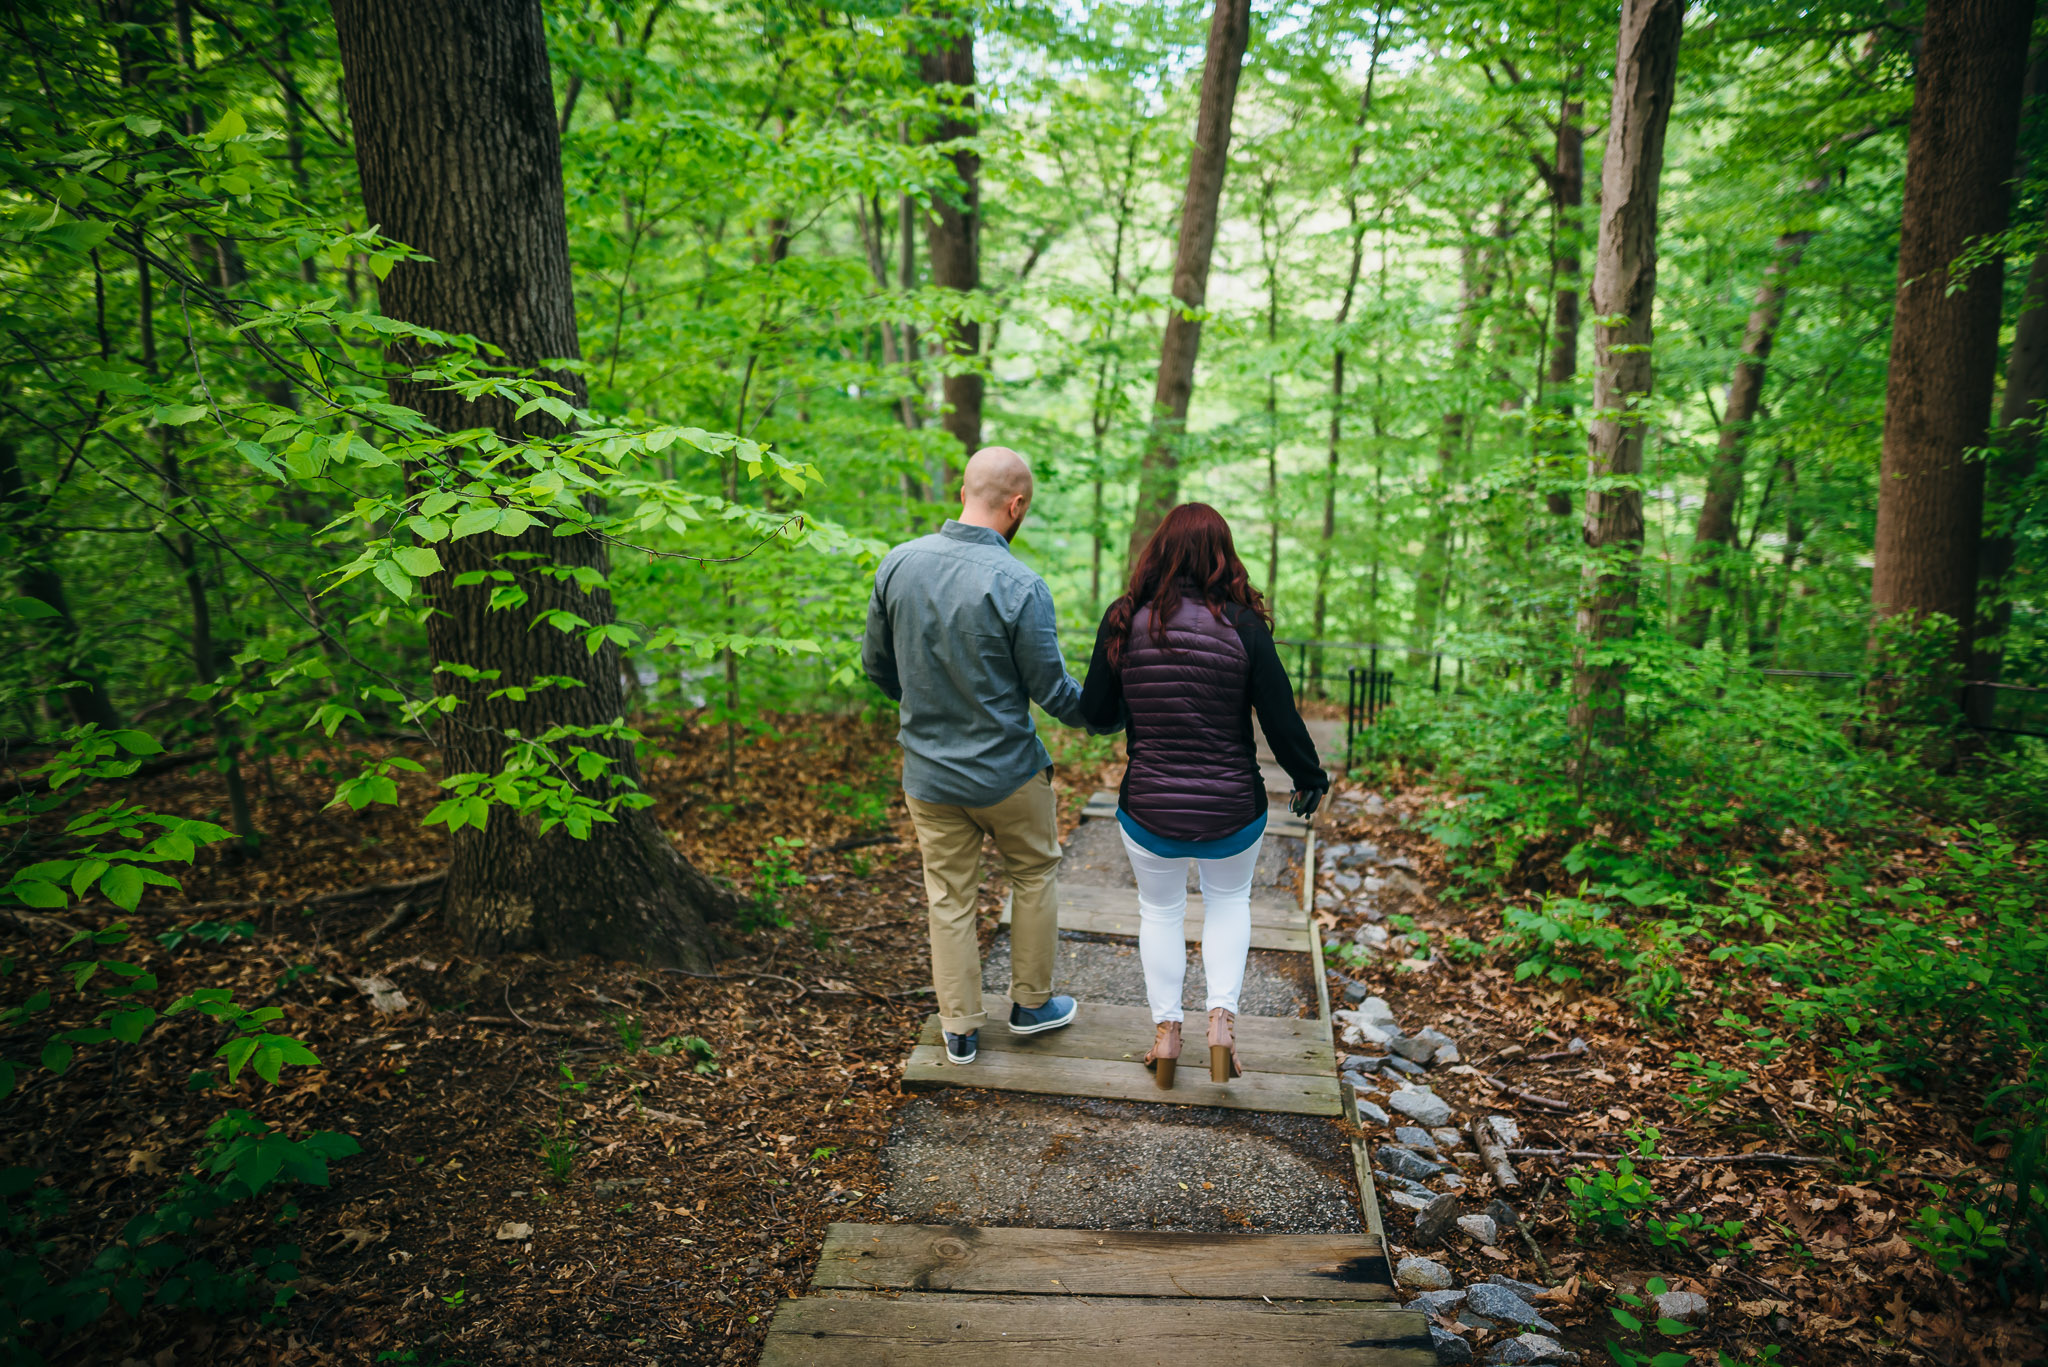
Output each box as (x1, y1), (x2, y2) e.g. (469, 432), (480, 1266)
(1570, 0), (1684, 744)
(1870, 0), (2034, 680)
(1541, 94), (1584, 519)
(1676, 222), (1814, 648)
(1127, 0), (1253, 563)
(921, 14), (981, 478)
(334, 0), (733, 968)
(1971, 51), (2048, 724)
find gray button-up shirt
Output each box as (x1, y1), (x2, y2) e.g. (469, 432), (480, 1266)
(862, 520), (1091, 807)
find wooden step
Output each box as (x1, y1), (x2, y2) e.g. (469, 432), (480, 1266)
(904, 998), (1341, 1116)
(1002, 884), (1311, 953)
(759, 1292), (1433, 1366)
(812, 1223), (1396, 1300)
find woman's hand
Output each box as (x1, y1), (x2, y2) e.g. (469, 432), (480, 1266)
(1288, 788), (1323, 819)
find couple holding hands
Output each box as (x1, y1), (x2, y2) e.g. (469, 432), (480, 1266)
(862, 447), (1327, 1088)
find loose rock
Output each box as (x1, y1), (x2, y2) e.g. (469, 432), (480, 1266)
(1456, 1214), (1499, 1246)
(1654, 1290), (1709, 1325)
(1484, 1274), (1548, 1299)
(1487, 1333), (1579, 1365)
(1343, 980), (1373, 1003)
(1357, 996), (1399, 1027)
(494, 1221), (533, 1242)
(1379, 1145), (1444, 1182)
(1396, 1126), (1439, 1151)
(1384, 1054), (1429, 1078)
(1485, 1198), (1520, 1231)
(1390, 1087), (1455, 1127)
(1429, 1127), (1465, 1151)
(1356, 1098), (1391, 1125)
(1430, 1325), (1475, 1364)
(1413, 1192), (1463, 1246)
(1466, 1284), (1558, 1333)
(1407, 1289), (1468, 1316)
(1395, 1255), (1454, 1290)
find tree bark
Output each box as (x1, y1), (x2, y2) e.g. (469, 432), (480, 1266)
(1972, 50), (2048, 721)
(1541, 94), (1583, 518)
(1127, 0), (1253, 563)
(1870, 0), (2034, 677)
(1570, 0), (1684, 743)
(1676, 223), (1813, 648)
(333, 0), (733, 968)
(921, 14), (982, 478)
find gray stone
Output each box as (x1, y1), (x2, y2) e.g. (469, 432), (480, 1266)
(1430, 1325), (1475, 1364)
(1429, 1127), (1465, 1151)
(1406, 1289), (1467, 1316)
(1347, 1077), (1382, 1101)
(1395, 1125), (1439, 1151)
(1395, 1256), (1454, 1290)
(1455, 1214), (1498, 1245)
(1393, 1034), (1440, 1063)
(1386, 855), (1419, 873)
(1481, 1115), (1521, 1146)
(1384, 1055), (1429, 1078)
(1388, 1190), (1432, 1211)
(1483, 1274), (1547, 1299)
(1355, 923), (1392, 949)
(1356, 1099), (1390, 1126)
(1375, 1169), (1432, 1196)
(1357, 996), (1398, 1027)
(1339, 842), (1382, 869)
(1342, 980), (1372, 1003)
(1413, 1192), (1463, 1246)
(1378, 1145), (1443, 1182)
(1466, 1284), (1557, 1333)
(1390, 1088), (1455, 1127)
(1433, 1043), (1462, 1066)
(1438, 1171), (1465, 1190)
(1342, 1053), (1384, 1075)
(1487, 1333), (1579, 1365)
(1654, 1290), (1709, 1325)
(1485, 1198), (1520, 1231)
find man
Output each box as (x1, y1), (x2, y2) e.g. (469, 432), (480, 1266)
(862, 447), (1104, 1065)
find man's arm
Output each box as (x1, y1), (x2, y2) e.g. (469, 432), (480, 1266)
(860, 563), (902, 702)
(1076, 607), (1127, 735)
(1011, 577), (1087, 727)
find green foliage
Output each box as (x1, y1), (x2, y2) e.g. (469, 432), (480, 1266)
(1907, 1187), (2009, 1277)
(1566, 1158), (1660, 1236)
(650, 1035), (720, 1076)
(743, 836), (809, 932)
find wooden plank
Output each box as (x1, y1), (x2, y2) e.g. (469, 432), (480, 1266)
(759, 1293), (1434, 1367)
(913, 999), (1332, 1077)
(812, 1224), (1394, 1301)
(904, 1043), (1343, 1116)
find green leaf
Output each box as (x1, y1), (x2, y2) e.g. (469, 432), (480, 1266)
(372, 559), (414, 602)
(1611, 1307), (1644, 1333)
(11, 878), (68, 908)
(99, 864), (145, 912)
(107, 1007), (156, 1044)
(41, 1041), (73, 1075)
(154, 404), (209, 426)
(1654, 1319), (1695, 1337)
(109, 730), (163, 756)
(394, 546), (444, 577)
(450, 505), (502, 539)
(204, 109), (247, 143)
(38, 219), (114, 254)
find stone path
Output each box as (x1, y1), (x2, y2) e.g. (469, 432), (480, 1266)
(760, 720), (1439, 1364)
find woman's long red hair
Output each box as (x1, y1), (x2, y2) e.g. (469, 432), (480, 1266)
(1105, 503), (1272, 667)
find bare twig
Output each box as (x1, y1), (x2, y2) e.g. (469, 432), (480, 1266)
(1486, 1075), (1574, 1111)
(1507, 1147), (1829, 1167)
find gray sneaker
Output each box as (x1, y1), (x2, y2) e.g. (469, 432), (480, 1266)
(944, 1030), (978, 1065)
(1009, 995), (1077, 1035)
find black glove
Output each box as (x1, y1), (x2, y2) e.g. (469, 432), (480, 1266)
(1289, 787), (1325, 819)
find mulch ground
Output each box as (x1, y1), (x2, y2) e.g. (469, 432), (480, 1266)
(1311, 778), (2047, 1367)
(3, 712), (1091, 1367)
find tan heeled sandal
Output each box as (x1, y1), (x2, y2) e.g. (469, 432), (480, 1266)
(1143, 1020), (1182, 1090)
(1208, 1007), (1242, 1083)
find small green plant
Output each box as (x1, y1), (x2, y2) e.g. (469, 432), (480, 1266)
(743, 835), (808, 930)
(1607, 1276), (1696, 1367)
(606, 1009), (646, 1054)
(1907, 1185), (2009, 1276)
(1567, 1134), (1662, 1236)
(1646, 1212), (1751, 1259)
(651, 1035), (719, 1075)
(539, 1134), (579, 1184)
(156, 919), (258, 949)
(1670, 1052), (1749, 1113)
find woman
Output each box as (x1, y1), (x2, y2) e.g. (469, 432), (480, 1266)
(1079, 503), (1327, 1088)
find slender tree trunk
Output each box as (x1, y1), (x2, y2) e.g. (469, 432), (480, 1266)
(1542, 93), (1583, 518)
(921, 14), (981, 477)
(1870, 0), (2034, 682)
(334, 0), (734, 967)
(1315, 19), (1385, 693)
(1128, 0), (1253, 563)
(1677, 223), (1815, 648)
(1412, 242), (1490, 664)
(1754, 452), (1803, 663)
(0, 442), (123, 730)
(1570, 0), (1684, 744)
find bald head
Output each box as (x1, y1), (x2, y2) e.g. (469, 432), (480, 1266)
(958, 446), (1034, 541)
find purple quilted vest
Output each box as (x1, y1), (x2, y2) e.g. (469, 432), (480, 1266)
(1120, 596), (1264, 842)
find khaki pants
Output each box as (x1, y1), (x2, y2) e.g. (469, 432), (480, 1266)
(904, 770), (1062, 1035)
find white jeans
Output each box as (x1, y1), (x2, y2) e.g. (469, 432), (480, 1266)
(1117, 827), (1263, 1024)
